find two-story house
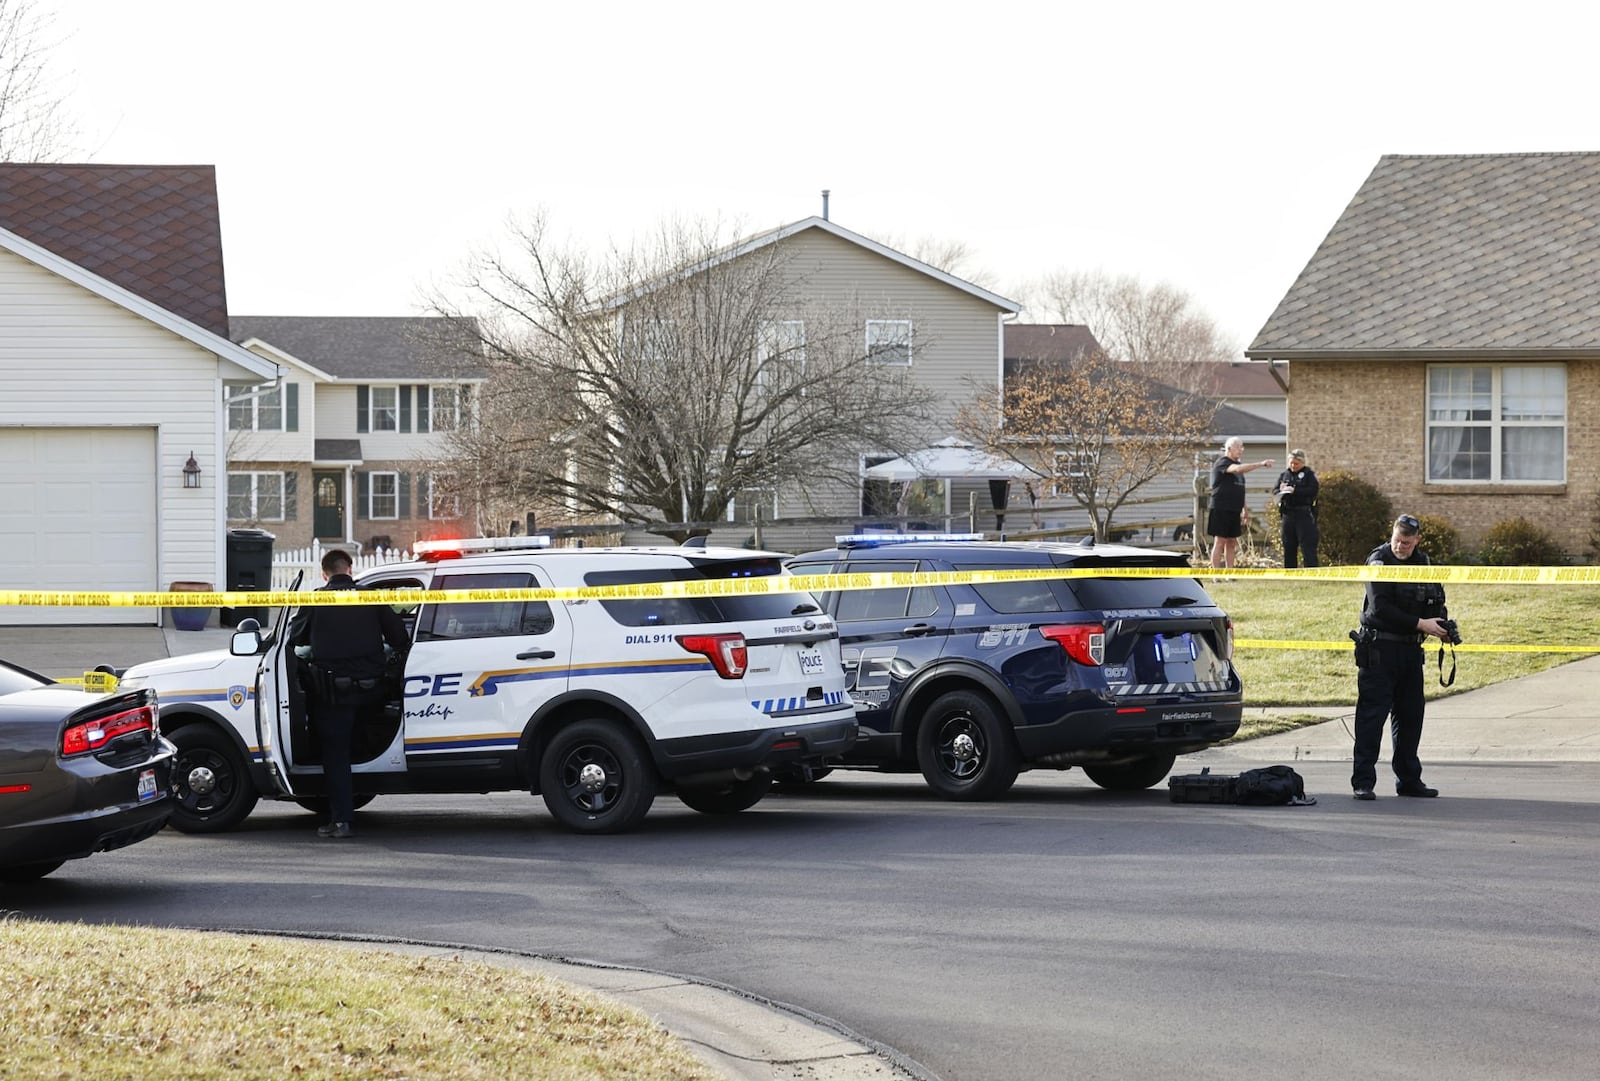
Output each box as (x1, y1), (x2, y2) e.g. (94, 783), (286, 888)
(227, 316), (487, 550)
(603, 215), (1022, 552)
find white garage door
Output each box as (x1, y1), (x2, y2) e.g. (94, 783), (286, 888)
(0, 428), (159, 625)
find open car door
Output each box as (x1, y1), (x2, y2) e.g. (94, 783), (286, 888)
(253, 571), (304, 797)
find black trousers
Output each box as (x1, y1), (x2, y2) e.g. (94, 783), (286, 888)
(1281, 508), (1320, 568)
(310, 699), (357, 823)
(1351, 640), (1426, 791)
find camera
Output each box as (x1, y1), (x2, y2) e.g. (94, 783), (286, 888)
(1437, 618), (1462, 646)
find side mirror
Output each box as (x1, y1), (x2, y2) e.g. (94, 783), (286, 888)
(236, 617), (262, 634)
(230, 629), (262, 657)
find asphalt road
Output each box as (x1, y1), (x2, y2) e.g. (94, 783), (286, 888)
(11, 756), (1600, 1081)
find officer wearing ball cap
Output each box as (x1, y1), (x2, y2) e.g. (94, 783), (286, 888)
(1350, 514), (1452, 801)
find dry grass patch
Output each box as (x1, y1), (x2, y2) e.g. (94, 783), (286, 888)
(0, 917), (716, 1081)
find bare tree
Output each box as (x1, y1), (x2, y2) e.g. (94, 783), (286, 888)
(957, 348), (1216, 541)
(875, 232), (998, 291)
(427, 214), (939, 541)
(0, 0), (74, 160)
(1022, 270), (1237, 378)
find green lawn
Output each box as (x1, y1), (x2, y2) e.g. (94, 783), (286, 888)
(1207, 579), (1599, 707)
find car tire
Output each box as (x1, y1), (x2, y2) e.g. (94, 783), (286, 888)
(1083, 754), (1177, 791)
(0, 860), (65, 883)
(291, 794), (377, 817)
(539, 719), (657, 834)
(916, 690), (1020, 801)
(772, 764), (833, 788)
(677, 772), (773, 814)
(167, 723), (260, 834)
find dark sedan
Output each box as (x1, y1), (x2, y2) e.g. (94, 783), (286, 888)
(1, 659), (175, 883)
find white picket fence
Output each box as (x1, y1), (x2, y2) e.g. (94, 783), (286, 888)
(270, 541), (415, 591)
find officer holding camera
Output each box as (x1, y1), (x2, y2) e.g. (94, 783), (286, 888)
(1350, 514), (1453, 800)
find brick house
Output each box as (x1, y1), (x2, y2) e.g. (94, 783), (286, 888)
(228, 316), (487, 550)
(1246, 152), (1600, 557)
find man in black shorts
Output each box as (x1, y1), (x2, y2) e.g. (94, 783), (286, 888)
(1208, 437), (1273, 570)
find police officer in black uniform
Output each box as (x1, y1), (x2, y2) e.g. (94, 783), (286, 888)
(288, 548), (410, 838)
(1273, 449), (1320, 568)
(1351, 514), (1450, 800)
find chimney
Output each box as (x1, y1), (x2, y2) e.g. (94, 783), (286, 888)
(821, 189), (830, 221)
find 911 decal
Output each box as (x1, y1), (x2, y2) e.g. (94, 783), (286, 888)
(978, 623), (1030, 648)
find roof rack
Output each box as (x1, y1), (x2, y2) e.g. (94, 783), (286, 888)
(413, 536), (553, 561)
(835, 532), (985, 548)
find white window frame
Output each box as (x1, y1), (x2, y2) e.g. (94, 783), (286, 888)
(227, 471), (286, 521)
(430, 384), (462, 432)
(369, 470), (400, 519)
(369, 385), (399, 432)
(866, 319), (913, 366)
(725, 486), (778, 522)
(226, 385), (284, 432)
(426, 473), (461, 520)
(1426, 363), (1566, 483)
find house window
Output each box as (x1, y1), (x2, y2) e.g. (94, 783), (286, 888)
(226, 386), (283, 431)
(430, 385), (461, 431)
(726, 487), (777, 523)
(866, 319), (913, 366)
(427, 473), (460, 519)
(227, 471), (285, 520)
(369, 386), (399, 432)
(1427, 365), (1565, 482)
(757, 321), (806, 392)
(369, 471), (399, 518)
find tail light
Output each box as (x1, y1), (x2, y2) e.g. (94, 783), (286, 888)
(62, 702), (158, 757)
(1040, 623), (1105, 666)
(676, 633), (749, 679)
(1223, 618), (1234, 661)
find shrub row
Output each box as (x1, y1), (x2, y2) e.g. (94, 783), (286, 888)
(1257, 470), (1565, 565)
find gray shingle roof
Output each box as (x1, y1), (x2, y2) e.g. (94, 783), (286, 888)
(1247, 152), (1600, 358)
(230, 316), (487, 380)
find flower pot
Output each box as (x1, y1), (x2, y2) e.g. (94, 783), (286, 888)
(168, 581), (213, 631)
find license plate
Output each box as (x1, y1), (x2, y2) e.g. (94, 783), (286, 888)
(137, 769), (158, 802)
(798, 650), (825, 677)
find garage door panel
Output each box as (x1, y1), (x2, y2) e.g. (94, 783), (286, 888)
(0, 428), (159, 626)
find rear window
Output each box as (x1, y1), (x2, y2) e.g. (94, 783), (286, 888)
(585, 557), (820, 627)
(1067, 576), (1215, 610)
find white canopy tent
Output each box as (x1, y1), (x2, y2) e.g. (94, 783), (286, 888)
(863, 437), (1033, 482)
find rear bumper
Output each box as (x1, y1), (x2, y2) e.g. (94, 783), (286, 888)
(1014, 699), (1243, 764)
(654, 712), (858, 779)
(0, 745), (175, 869)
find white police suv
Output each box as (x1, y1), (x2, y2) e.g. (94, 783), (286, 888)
(116, 538), (855, 834)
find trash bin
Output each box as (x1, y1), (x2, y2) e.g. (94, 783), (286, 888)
(223, 528), (276, 627)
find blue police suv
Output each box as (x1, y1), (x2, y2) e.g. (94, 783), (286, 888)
(785, 535), (1243, 800)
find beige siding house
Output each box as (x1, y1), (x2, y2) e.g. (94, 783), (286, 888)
(0, 166), (278, 626)
(622, 216), (1021, 552)
(1247, 152), (1600, 557)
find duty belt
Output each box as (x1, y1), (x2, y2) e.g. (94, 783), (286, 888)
(1373, 630), (1425, 644)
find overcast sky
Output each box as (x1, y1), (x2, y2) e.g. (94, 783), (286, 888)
(40, 0), (1600, 350)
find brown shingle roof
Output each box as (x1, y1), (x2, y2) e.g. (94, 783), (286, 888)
(0, 163), (230, 337)
(1247, 152), (1600, 358)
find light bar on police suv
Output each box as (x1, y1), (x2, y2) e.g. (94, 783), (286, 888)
(413, 536), (553, 560)
(835, 533), (986, 547)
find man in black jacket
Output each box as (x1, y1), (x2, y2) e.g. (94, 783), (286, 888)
(289, 549), (410, 838)
(1272, 449), (1320, 568)
(1351, 514), (1451, 801)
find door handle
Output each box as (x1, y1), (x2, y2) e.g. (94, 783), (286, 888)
(902, 623), (936, 637)
(516, 649), (557, 660)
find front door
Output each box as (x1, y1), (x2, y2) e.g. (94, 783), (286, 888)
(313, 471), (344, 539)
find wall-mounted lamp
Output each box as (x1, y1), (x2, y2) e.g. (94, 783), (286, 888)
(182, 451), (202, 489)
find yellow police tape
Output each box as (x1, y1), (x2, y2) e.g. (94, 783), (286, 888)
(2, 562), (1599, 611)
